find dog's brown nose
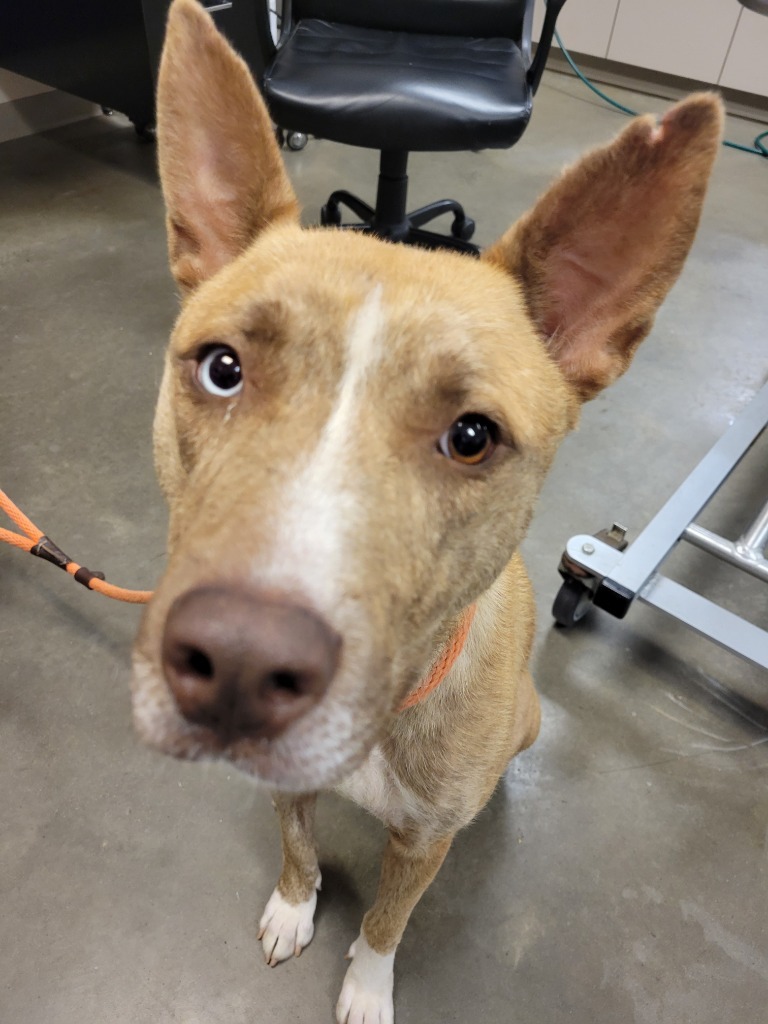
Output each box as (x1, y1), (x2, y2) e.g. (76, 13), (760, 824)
(161, 587), (340, 742)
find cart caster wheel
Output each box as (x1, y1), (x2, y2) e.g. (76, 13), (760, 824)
(320, 202), (342, 226)
(451, 216), (475, 241)
(553, 578), (593, 628)
(286, 131), (308, 151)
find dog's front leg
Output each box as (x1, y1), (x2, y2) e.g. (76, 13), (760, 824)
(258, 792), (321, 966)
(337, 828), (453, 1024)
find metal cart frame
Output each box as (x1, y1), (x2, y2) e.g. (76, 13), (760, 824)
(554, 381), (768, 672)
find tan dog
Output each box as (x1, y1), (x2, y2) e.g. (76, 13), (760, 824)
(131, 2), (723, 1021)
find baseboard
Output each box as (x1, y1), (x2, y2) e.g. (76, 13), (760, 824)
(0, 89), (99, 144)
(547, 50), (768, 126)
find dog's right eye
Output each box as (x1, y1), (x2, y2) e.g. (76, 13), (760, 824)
(197, 346), (243, 397)
(438, 413), (499, 466)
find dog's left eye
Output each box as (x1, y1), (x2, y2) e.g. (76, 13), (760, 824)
(197, 346), (243, 397)
(438, 414), (499, 465)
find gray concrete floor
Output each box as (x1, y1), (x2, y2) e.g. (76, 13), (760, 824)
(1, 72), (767, 1024)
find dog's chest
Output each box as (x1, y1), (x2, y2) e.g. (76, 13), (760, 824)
(335, 745), (425, 830)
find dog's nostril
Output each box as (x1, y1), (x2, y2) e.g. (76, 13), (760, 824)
(184, 647), (215, 680)
(266, 670), (303, 695)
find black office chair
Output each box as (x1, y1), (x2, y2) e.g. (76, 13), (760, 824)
(262, 0), (568, 254)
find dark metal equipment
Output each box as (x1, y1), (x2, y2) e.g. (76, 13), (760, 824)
(0, 1), (273, 137)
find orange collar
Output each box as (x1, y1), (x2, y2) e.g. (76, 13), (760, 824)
(398, 604), (477, 712)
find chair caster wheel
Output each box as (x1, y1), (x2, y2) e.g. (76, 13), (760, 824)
(286, 131), (308, 151)
(133, 122), (156, 142)
(321, 203), (342, 226)
(552, 577), (593, 628)
(452, 216), (475, 241)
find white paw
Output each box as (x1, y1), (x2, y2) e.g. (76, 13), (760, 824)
(258, 877), (320, 966)
(336, 933), (395, 1024)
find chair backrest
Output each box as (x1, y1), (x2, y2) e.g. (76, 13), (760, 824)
(292, 0), (529, 40)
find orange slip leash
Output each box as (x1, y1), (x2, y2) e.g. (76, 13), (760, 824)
(0, 488), (152, 605)
(1, 487), (474, 707)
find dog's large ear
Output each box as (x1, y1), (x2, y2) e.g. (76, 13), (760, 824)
(156, 0), (299, 294)
(485, 94), (723, 401)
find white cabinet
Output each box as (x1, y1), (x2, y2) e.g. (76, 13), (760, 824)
(719, 7), (768, 95)
(534, 0), (768, 99)
(608, 0), (740, 84)
(533, 0), (620, 59)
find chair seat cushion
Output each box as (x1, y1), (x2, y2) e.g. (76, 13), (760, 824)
(263, 20), (532, 152)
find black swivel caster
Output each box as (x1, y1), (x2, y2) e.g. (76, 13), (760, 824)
(552, 577), (593, 628)
(320, 202), (342, 226)
(451, 216), (475, 241)
(133, 122), (156, 142)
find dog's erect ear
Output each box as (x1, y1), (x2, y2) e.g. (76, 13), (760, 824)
(485, 94), (723, 401)
(156, 0), (299, 294)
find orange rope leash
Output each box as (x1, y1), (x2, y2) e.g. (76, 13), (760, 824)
(398, 604), (477, 712)
(0, 488), (152, 605)
(2, 487), (473, 707)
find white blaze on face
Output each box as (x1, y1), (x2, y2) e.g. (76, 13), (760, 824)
(259, 286), (386, 618)
(131, 294), (393, 789)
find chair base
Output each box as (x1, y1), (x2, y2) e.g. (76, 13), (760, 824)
(318, 152), (481, 257)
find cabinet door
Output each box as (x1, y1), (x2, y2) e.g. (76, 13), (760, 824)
(608, 0), (739, 84)
(719, 7), (768, 96)
(533, 0), (620, 59)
